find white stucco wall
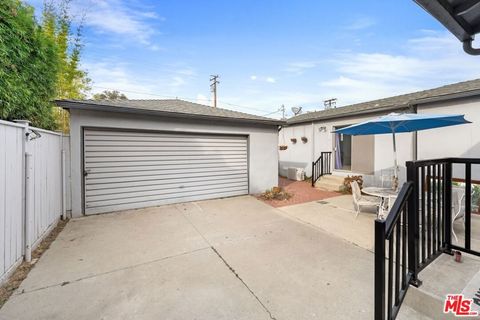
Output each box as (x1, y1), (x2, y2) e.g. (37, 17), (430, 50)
(280, 96), (480, 186)
(417, 96), (480, 180)
(279, 111), (413, 184)
(69, 109), (279, 217)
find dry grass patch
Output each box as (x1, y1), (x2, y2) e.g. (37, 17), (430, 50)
(0, 218), (68, 308)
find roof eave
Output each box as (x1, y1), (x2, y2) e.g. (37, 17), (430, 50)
(412, 88), (480, 105)
(414, 0), (473, 42)
(55, 100), (285, 126)
(286, 104), (410, 125)
(286, 88), (480, 125)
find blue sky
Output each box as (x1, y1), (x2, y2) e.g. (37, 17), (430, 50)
(28, 0), (480, 118)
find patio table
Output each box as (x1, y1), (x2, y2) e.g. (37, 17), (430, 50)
(362, 187), (398, 218)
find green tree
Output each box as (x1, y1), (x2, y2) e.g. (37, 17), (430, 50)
(0, 0), (59, 129)
(42, 0), (90, 131)
(42, 1), (90, 99)
(93, 90), (128, 101)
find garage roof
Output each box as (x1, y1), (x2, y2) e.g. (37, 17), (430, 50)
(287, 78), (480, 125)
(56, 99), (284, 126)
(414, 0), (480, 54)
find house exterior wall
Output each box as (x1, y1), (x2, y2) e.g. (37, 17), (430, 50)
(69, 109), (279, 217)
(279, 111), (413, 184)
(417, 96), (480, 180)
(279, 95), (480, 186)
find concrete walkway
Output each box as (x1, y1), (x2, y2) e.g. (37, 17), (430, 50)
(278, 195), (377, 251)
(0, 196), (374, 320)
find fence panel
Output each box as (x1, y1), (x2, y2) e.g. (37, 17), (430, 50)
(0, 120), (65, 283)
(0, 121), (25, 282)
(28, 127), (63, 248)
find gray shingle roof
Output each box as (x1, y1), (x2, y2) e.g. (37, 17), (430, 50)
(56, 99), (284, 126)
(287, 78), (480, 125)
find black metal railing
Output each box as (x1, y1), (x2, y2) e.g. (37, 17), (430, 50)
(311, 151), (332, 187)
(375, 182), (414, 320)
(407, 158), (480, 263)
(375, 157), (480, 320)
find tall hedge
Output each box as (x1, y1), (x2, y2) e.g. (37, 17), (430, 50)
(0, 0), (59, 129)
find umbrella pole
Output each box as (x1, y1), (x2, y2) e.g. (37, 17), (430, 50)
(392, 131), (399, 190)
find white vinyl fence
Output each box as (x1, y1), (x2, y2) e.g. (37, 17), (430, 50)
(0, 119), (69, 283)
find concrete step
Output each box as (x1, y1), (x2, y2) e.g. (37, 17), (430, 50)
(318, 174), (344, 183)
(397, 304), (433, 320)
(402, 284), (455, 320)
(314, 175), (344, 192)
(401, 252), (480, 319)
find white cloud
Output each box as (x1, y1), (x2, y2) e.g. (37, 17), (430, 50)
(266, 77), (276, 83)
(250, 75), (257, 80)
(196, 94), (209, 105)
(319, 31), (480, 106)
(80, 0), (161, 46)
(84, 60), (197, 99)
(344, 17), (376, 30)
(171, 76), (186, 87)
(285, 61), (321, 75)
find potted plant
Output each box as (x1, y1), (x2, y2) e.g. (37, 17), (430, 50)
(290, 138), (297, 144)
(301, 136), (308, 143)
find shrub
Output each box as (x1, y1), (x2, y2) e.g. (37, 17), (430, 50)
(0, 0), (59, 129)
(260, 187), (292, 201)
(343, 175), (363, 194)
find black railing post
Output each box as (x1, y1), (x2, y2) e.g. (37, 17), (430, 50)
(406, 161), (422, 287)
(320, 153), (323, 177)
(374, 219), (386, 320)
(311, 161), (315, 187)
(444, 161), (453, 253)
(465, 163), (472, 250)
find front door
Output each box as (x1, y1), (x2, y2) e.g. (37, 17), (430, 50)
(334, 127), (352, 171)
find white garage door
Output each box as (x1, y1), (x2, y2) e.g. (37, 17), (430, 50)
(83, 129), (249, 214)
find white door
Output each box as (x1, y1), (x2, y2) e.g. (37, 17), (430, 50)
(83, 129), (248, 214)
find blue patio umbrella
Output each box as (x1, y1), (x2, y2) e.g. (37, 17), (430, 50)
(333, 113), (471, 183)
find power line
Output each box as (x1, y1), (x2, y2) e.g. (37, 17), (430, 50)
(89, 85), (275, 114)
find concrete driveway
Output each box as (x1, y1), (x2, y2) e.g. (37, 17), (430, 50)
(0, 196), (373, 320)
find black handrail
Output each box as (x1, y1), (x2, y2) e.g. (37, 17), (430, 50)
(375, 157), (480, 319)
(375, 182), (414, 320)
(311, 151), (332, 187)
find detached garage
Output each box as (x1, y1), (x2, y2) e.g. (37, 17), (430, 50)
(56, 99), (282, 217)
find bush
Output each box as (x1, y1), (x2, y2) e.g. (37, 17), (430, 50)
(343, 175), (363, 194)
(260, 187), (292, 201)
(0, 0), (59, 129)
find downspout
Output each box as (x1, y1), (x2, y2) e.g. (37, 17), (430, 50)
(14, 119), (32, 263)
(61, 146), (67, 220)
(25, 153), (33, 262)
(463, 39), (480, 56)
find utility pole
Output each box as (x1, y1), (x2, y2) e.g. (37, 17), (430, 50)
(280, 104), (286, 119)
(323, 98), (337, 110)
(210, 75), (220, 108)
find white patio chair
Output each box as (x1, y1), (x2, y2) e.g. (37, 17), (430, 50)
(351, 181), (381, 218)
(381, 169), (394, 188)
(384, 195), (398, 219)
(452, 188), (466, 243)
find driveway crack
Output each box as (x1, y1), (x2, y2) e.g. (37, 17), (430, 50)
(15, 247), (211, 295)
(210, 246), (277, 320)
(178, 204), (278, 320)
